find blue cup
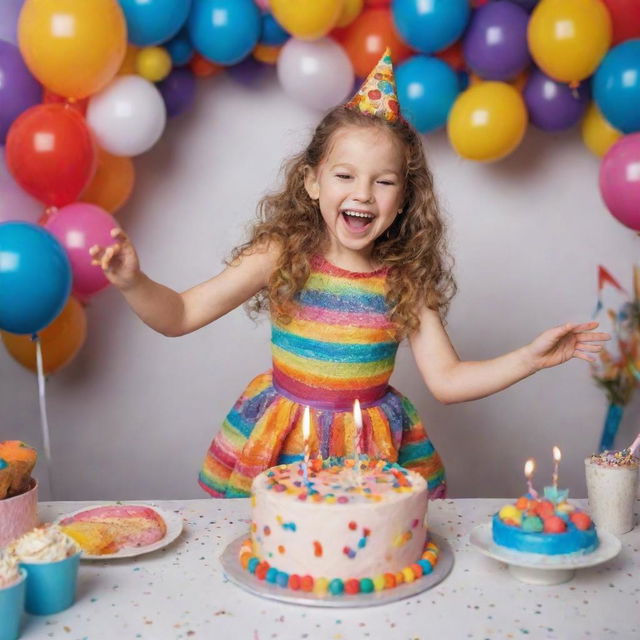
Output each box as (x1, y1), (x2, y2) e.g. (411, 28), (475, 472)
(0, 569), (26, 640)
(20, 552), (80, 615)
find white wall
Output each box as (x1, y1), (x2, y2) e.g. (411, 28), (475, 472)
(2, 70), (638, 502)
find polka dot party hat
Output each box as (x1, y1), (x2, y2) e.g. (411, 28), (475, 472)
(345, 47), (400, 122)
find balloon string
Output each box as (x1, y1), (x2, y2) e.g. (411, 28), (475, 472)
(34, 336), (55, 500)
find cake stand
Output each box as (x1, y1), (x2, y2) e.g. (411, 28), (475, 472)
(469, 523), (622, 585)
(220, 532), (454, 608)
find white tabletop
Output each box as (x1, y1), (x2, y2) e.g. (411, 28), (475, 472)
(17, 498), (639, 640)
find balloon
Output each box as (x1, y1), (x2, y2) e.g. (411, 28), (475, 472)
(117, 44), (140, 76)
(227, 56), (272, 87)
(581, 102), (622, 158)
(505, 0), (539, 10)
(338, 8), (412, 78)
(435, 40), (465, 72)
(270, 0), (343, 40)
(336, 0), (364, 28)
(158, 68), (198, 118)
(44, 203), (118, 299)
(255, 0), (270, 8)
(136, 46), (173, 82)
(527, 0), (612, 84)
(166, 31), (194, 66)
(0, 0), (23, 45)
(188, 0), (261, 65)
(0, 150), (43, 224)
(18, 0), (127, 99)
(0, 41), (42, 145)
(42, 90), (88, 116)
(0, 222), (71, 334)
(447, 81), (527, 162)
(593, 40), (640, 135)
(254, 43), (282, 65)
(87, 76), (167, 157)
(2, 296), (87, 375)
(601, 0), (640, 46)
(260, 13), (290, 46)
(6, 104), (96, 207)
(396, 55), (460, 133)
(189, 53), (224, 77)
(277, 38), (354, 110)
(463, 2), (530, 81)
(391, 0), (470, 54)
(599, 133), (640, 231)
(80, 148), (135, 213)
(523, 69), (589, 132)
(118, 0), (191, 47)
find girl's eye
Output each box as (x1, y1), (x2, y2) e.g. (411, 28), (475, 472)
(377, 180), (395, 186)
(336, 174), (351, 180)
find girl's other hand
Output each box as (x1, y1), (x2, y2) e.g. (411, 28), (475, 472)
(525, 321), (611, 371)
(89, 228), (142, 290)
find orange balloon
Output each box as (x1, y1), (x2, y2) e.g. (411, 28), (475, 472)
(80, 148), (135, 214)
(189, 53), (223, 78)
(2, 297), (87, 375)
(18, 0), (127, 99)
(337, 8), (412, 78)
(42, 89), (88, 116)
(118, 44), (140, 76)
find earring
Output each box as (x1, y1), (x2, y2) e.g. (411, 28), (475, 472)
(397, 209), (403, 215)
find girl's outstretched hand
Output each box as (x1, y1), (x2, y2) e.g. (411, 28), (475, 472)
(89, 228), (141, 290)
(525, 321), (610, 371)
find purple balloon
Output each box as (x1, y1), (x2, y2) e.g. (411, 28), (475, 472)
(498, 0), (538, 12)
(464, 1), (531, 81)
(0, 0), (23, 45)
(0, 41), (42, 144)
(227, 55), (272, 88)
(158, 68), (197, 118)
(523, 69), (589, 131)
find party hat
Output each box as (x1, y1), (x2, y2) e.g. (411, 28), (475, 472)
(345, 47), (400, 122)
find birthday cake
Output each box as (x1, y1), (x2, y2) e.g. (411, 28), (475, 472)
(238, 457), (439, 596)
(492, 491), (599, 555)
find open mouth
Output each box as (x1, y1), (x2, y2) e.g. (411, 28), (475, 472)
(341, 209), (375, 232)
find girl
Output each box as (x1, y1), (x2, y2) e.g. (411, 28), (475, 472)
(89, 51), (608, 499)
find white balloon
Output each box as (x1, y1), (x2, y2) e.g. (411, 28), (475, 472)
(87, 76), (167, 157)
(277, 38), (354, 111)
(0, 150), (43, 224)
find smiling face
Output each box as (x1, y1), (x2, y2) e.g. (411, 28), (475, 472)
(303, 125), (405, 266)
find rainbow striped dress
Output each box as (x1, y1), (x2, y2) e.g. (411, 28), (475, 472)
(198, 255), (446, 499)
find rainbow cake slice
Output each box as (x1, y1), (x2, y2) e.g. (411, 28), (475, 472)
(492, 491), (598, 555)
(59, 505), (167, 555)
(239, 457), (440, 596)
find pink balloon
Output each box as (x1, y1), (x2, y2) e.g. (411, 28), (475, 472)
(43, 202), (117, 300)
(254, 0), (270, 9)
(599, 133), (640, 231)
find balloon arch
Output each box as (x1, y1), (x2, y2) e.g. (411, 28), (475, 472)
(0, 0), (639, 375)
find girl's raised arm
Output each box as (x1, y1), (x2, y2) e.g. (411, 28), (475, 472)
(409, 306), (609, 405)
(90, 229), (278, 337)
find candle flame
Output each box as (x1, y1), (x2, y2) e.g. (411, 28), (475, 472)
(302, 406), (310, 440)
(553, 446), (561, 463)
(353, 399), (362, 430)
(524, 458), (535, 478)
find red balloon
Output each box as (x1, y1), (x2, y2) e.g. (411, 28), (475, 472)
(435, 40), (465, 72)
(6, 104), (96, 207)
(336, 8), (412, 78)
(42, 89), (88, 116)
(602, 0), (640, 45)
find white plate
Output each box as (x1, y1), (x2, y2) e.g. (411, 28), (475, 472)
(469, 523), (622, 585)
(220, 532), (454, 608)
(55, 503), (184, 560)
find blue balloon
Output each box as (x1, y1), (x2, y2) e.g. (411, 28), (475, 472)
(260, 13), (289, 47)
(0, 222), (71, 335)
(396, 56), (460, 133)
(392, 0), (471, 54)
(166, 30), (194, 66)
(594, 40), (640, 134)
(118, 0), (192, 46)
(188, 0), (261, 66)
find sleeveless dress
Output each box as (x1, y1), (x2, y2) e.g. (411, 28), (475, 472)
(198, 255), (446, 499)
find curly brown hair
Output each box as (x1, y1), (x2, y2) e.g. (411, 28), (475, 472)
(230, 105), (456, 339)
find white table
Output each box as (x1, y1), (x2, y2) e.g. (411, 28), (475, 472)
(17, 498), (639, 640)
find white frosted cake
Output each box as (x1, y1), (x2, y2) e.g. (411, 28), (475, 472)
(238, 457), (439, 596)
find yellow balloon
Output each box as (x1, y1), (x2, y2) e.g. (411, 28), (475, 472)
(136, 47), (172, 83)
(18, 0), (127, 99)
(582, 102), (622, 158)
(527, 0), (612, 84)
(447, 82), (528, 163)
(270, 0), (344, 40)
(336, 0), (363, 28)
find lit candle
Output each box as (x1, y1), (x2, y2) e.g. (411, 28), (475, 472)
(524, 458), (539, 499)
(552, 446), (561, 489)
(302, 406), (310, 485)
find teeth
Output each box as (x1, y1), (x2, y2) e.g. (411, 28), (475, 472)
(342, 210), (374, 219)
